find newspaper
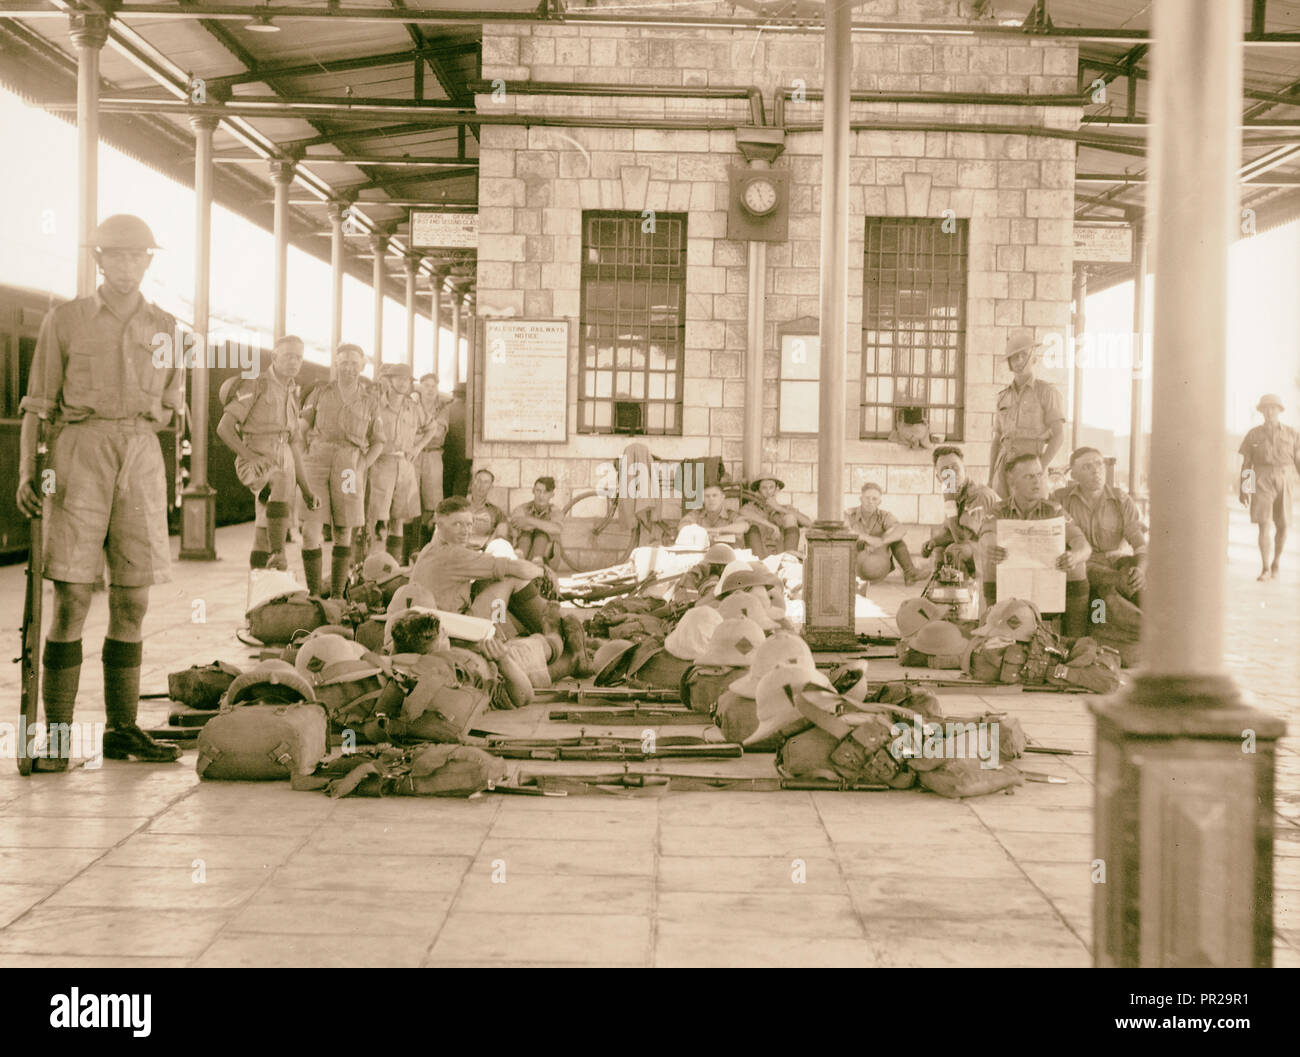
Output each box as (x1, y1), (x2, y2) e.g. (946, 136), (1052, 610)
(995, 517), (1066, 611)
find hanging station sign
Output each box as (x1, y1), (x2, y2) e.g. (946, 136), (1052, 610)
(1073, 222), (1133, 264)
(410, 211), (479, 249)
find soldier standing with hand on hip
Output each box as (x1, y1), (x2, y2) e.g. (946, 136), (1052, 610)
(299, 343), (386, 597)
(1239, 393), (1300, 580)
(367, 362), (423, 565)
(15, 215), (183, 769)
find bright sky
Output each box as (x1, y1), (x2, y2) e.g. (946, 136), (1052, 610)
(1, 85), (1296, 426)
(0, 87), (462, 385)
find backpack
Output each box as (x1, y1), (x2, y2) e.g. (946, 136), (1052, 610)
(680, 664), (743, 714)
(168, 661), (242, 711)
(196, 702), (328, 781)
(248, 594), (344, 645)
(377, 652), (491, 744)
(293, 743), (505, 798)
(626, 644), (691, 692)
(1046, 637), (1122, 694)
(714, 689), (759, 745)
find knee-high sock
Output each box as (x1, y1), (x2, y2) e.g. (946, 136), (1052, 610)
(41, 639), (83, 728)
(507, 582), (552, 636)
(102, 638), (143, 730)
(888, 540), (916, 573)
(744, 525), (768, 558)
(302, 547), (324, 596)
(1063, 580), (1091, 639)
(266, 500), (291, 556)
(330, 544), (353, 599)
(781, 525), (801, 552)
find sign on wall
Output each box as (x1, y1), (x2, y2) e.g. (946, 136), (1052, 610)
(482, 319), (569, 443)
(410, 210), (479, 249)
(1073, 223), (1133, 263)
(779, 319), (820, 435)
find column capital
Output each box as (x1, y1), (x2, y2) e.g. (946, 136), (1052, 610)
(68, 12), (109, 51)
(405, 254), (423, 276)
(370, 232), (389, 255)
(267, 158), (295, 185)
(326, 201), (347, 221)
(188, 114), (219, 135)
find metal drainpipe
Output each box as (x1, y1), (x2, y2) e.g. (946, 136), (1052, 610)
(743, 168), (768, 484)
(1071, 269), (1087, 453)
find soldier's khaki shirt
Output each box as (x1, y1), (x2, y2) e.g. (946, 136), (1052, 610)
(1239, 423), (1300, 471)
(376, 393), (422, 457)
(1053, 483), (1146, 556)
(21, 288), (183, 427)
(303, 381), (384, 450)
(224, 370), (300, 455)
(994, 378), (1065, 447)
(846, 505), (898, 539)
(978, 496), (1089, 582)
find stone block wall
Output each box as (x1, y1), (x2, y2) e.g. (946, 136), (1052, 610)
(472, 3), (1078, 534)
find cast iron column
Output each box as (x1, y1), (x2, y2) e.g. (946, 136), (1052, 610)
(1091, 0), (1284, 968)
(69, 12), (108, 298)
(371, 234), (387, 368)
(405, 256), (420, 367)
(328, 202), (345, 372)
(269, 159), (293, 342)
(1071, 269), (1086, 453)
(179, 114), (218, 560)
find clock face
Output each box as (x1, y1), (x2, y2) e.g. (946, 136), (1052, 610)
(742, 177), (778, 216)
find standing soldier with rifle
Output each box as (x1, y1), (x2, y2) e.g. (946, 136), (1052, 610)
(15, 215), (184, 771)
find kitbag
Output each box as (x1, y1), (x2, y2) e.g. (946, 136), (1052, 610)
(196, 702), (328, 781)
(714, 688), (758, 745)
(381, 652), (490, 744)
(292, 743), (505, 798)
(626, 643), (691, 692)
(248, 594), (343, 645)
(1046, 636), (1122, 694)
(776, 683), (921, 787)
(168, 661), (242, 711)
(680, 664), (744, 714)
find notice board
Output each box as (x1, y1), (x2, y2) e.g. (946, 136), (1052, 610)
(482, 318), (569, 443)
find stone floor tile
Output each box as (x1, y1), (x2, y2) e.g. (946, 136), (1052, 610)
(0, 954), (193, 968)
(993, 831), (1095, 863)
(2, 787), (191, 819)
(193, 931), (432, 968)
(0, 906), (230, 958)
(656, 890), (865, 940)
(0, 815), (149, 849)
(428, 911), (651, 964)
(225, 890), (453, 936)
(658, 824), (831, 857)
(819, 816), (988, 845)
(98, 832), (302, 870)
(846, 875), (1063, 920)
(0, 846), (105, 886)
(469, 838), (655, 876)
(657, 854), (847, 894)
(654, 935), (877, 968)
(271, 852), (471, 893)
(865, 934), (1091, 968)
(658, 793), (823, 826)
(146, 801), (334, 837)
(834, 841), (1023, 880)
(452, 872), (654, 915)
(488, 807), (658, 842)
(303, 821), (491, 857)
(964, 804), (1094, 834)
(0, 883), (55, 928)
(45, 864), (268, 911)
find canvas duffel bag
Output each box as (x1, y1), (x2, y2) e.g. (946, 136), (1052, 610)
(385, 652), (490, 744)
(917, 759), (1025, 799)
(626, 643), (691, 692)
(168, 661), (242, 711)
(196, 702), (328, 781)
(714, 688), (758, 745)
(1046, 637), (1122, 694)
(680, 664), (743, 714)
(248, 594), (343, 645)
(293, 743), (505, 798)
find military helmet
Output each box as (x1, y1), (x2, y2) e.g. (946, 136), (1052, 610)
(702, 542), (737, 566)
(361, 551), (402, 583)
(91, 214), (160, 251)
(729, 631), (816, 697)
(717, 590), (777, 632)
(219, 659), (315, 708)
(592, 638), (640, 688)
(896, 597), (948, 638)
(294, 633), (367, 682)
(1258, 393), (1285, 412)
(663, 606), (725, 662)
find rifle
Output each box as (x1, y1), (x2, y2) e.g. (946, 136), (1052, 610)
(507, 770), (891, 796)
(546, 707), (702, 725)
(536, 686), (681, 704)
(17, 419), (47, 776)
(477, 736), (742, 762)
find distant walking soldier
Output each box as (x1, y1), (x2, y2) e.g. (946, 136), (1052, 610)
(367, 362), (424, 565)
(299, 343), (386, 597)
(1239, 393), (1300, 580)
(216, 334), (320, 575)
(415, 372), (452, 544)
(989, 335), (1066, 498)
(15, 214), (183, 768)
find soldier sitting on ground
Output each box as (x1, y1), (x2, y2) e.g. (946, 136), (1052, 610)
(217, 334), (322, 576)
(678, 483), (750, 545)
(1053, 446), (1146, 607)
(847, 481), (926, 586)
(510, 475), (563, 564)
(740, 475), (812, 558)
(922, 445), (997, 580)
(464, 467), (509, 550)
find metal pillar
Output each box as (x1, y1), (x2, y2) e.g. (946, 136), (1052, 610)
(743, 238), (767, 482)
(1128, 215), (1148, 495)
(328, 202), (345, 372)
(451, 289), (463, 384)
(463, 292), (475, 462)
(803, 0), (858, 652)
(269, 159), (293, 342)
(69, 13), (108, 298)
(405, 256), (420, 367)
(1091, 0), (1283, 968)
(179, 115), (218, 561)
(431, 274), (443, 383)
(1071, 269), (1086, 453)
(371, 234), (387, 368)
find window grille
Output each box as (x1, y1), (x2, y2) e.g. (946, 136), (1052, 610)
(860, 217), (967, 441)
(578, 211), (687, 435)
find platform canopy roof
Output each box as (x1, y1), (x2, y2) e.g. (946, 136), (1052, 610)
(2, 0), (1300, 299)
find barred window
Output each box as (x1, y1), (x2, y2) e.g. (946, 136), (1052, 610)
(579, 211), (687, 435)
(860, 217), (967, 441)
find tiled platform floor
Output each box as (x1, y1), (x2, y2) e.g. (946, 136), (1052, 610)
(0, 504), (1295, 967)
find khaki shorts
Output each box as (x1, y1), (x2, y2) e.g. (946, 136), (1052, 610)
(235, 442), (294, 527)
(304, 441), (365, 529)
(43, 419), (171, 587)
(418, 448), (444, 511)
(1249, 466), (1292, 525)
(367, 453), (421, 524)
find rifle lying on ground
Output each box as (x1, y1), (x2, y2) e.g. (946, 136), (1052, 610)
(536, 687), (681, 704)
(17, 420), (47, 776)
(503, 771), (891, 796)
(546, 707), (702, 725)
(476, 735), (742, 762)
